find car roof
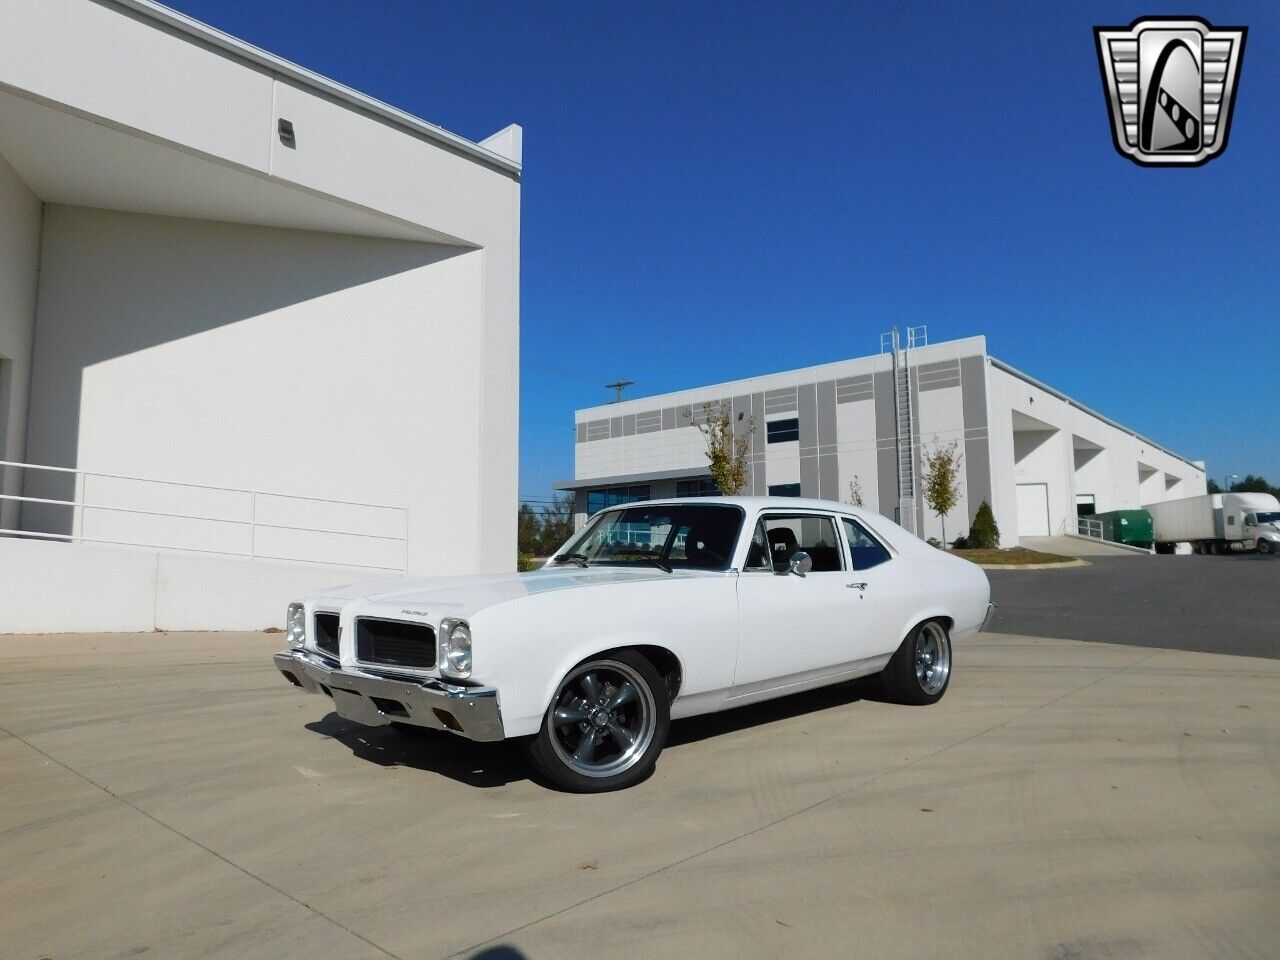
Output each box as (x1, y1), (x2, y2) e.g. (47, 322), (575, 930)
(604, 495), (869, 515)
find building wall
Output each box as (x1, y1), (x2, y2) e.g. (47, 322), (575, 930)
(570, 337), (996, 541)
(0, 152), (41, 531)
(569, 338), (1206, 550)
(2, 0), (522, 575)
(21, 205), (489, 575)
(986, 363), (1206, 546)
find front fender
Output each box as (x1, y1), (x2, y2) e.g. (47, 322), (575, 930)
(470, 577), (738, 738)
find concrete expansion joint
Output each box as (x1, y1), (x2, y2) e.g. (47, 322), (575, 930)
(0, 719), (406, 960)
(445, 643), (1167, 959)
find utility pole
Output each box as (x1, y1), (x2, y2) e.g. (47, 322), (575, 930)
(605, 380), (634, 403)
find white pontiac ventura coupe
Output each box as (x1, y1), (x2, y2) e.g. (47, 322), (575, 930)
(274, 496), (993, 791)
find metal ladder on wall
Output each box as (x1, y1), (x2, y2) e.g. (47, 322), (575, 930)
(879, 326), (927, 535)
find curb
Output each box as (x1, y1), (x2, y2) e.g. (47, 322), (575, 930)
(977, 558), (1091, 570)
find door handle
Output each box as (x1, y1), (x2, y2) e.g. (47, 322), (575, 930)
(846, 582), (868, 590)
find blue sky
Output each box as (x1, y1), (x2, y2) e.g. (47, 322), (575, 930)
(168, 1), (1279, 498)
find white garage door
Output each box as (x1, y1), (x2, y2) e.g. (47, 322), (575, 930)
(1016, 483), (1050, 537)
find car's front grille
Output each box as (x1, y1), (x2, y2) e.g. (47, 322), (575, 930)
(314, 613), (340, 658)
(356, 618), (436, 670)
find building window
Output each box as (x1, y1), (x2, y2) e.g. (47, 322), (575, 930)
(766, 418), (800, 443)
(586, 484), (650, 515)
(768, 483), (801, 497)
(675, 477), (720, 498)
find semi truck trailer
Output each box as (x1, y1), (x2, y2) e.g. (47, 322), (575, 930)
(1144, 492), (1280, 555)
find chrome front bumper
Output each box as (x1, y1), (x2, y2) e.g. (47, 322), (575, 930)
(273, 650), (505, 742)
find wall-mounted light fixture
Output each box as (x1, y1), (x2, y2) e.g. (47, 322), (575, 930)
(277, 118), (296, 148)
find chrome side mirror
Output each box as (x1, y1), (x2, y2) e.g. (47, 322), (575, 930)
(787, 551), (813, 577)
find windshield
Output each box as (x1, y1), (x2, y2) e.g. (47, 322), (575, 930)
(1255, 512), (1280, 525)
(555, 504), (744, 570)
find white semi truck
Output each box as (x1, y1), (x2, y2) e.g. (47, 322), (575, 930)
(1145, 492), (1280, 555)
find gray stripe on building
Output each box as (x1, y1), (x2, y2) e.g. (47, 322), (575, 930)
(964, 436), (992, 523)
(819, 451), (839, 500)
(800, 454), (820, 498)
(622, 414), (636, 436)
(797, 382), (817, 454)
(661, 407), (675, 430)
(919, 376), (961, 393)
(610, 416), (623, 437)
(816, 379), (837, 449)
(960, 355), (988, 431)
(576, 422), (586, 443)
(916, 359), (960, 376)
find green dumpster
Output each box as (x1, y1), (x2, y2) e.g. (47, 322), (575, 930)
(1095, 509), (1154, 549)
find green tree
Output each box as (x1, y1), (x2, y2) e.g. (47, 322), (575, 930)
(969, 500), (999, 549)
(537, 493), (576, 555)
(1230, 474), (1280, 498)
(921, 438), (963, 548)
(1207, 478), (1223, 494)
(847, 475), (865, 508)
(683, 400), (754, 495)
(517, 502), (542, 557)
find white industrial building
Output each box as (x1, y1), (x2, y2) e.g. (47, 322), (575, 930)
(561, 333), (1207, 547)
(0, 0), (520, 632)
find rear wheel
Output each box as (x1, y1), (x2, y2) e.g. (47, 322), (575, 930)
(880, 620), (952, 706)
(528, 651), (670, 792)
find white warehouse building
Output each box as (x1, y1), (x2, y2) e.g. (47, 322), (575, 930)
(561, 334), (1206, 547)
(0, 0), (520, 632)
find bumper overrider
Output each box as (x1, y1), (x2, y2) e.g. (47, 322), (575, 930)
(274, 650), (504, 741)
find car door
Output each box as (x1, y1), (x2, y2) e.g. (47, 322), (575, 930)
(732, 511), (859, 689)
(837, 515), (907, 659)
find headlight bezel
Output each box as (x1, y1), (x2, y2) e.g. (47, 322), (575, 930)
(286, 602), (306, 648)
(438, 618), (473, 679)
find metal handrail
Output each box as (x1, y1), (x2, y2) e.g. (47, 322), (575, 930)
(0, 459), (409, 571)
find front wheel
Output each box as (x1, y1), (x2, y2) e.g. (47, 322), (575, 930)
(880, 620), (952, 705)
(1259, 539), (1274, 556)
(527, 651), (670, 792)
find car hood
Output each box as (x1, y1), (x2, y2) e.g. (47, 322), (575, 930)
(308, 566), (706, 618)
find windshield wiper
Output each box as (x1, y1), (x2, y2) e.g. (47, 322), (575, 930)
(553, 552), (590, 567)
(643, 557), (673, 573)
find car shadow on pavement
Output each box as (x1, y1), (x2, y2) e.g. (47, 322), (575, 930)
(305, 678), (886, 787)
(667, 677), (878, 748)
(305, 713), (531, 788)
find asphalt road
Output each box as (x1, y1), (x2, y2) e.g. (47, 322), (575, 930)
(988, 553), (1278, 659)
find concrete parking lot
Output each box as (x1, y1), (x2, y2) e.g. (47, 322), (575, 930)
(3, 614), (1277, 960)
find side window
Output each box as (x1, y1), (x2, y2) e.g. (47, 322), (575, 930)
(744, 521), (772, 570)
(758, 515), (844, 572)
(1245, 514), (1256, 526)
(842, 517), (891, 571)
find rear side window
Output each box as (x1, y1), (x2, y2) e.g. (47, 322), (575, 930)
(842, 517), (891, 571)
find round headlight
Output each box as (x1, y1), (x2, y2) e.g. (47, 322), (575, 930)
(443, 621), (472, 678)
(286, 603), (306, 648)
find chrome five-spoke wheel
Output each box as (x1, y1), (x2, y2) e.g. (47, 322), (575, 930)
(881, 619), (953, 705)
(913, 621), (951, 696)
(529, 650), (671, 792)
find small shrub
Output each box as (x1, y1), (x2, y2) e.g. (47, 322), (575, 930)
(969, 500), (999, 549)
(952, 534), (971, 550)
(926, 537), (942, 549)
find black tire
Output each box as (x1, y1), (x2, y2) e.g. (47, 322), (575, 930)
(1259, 539), (1273, 556)
(528, 650), (670, 793)
(880, 620), (952, 706)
